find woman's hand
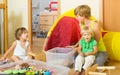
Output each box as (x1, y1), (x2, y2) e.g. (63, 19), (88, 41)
(66, 45), (74, 49)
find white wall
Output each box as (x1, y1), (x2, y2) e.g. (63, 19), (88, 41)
(0, 0), (3, 2)
(8, 0), (28, 46)
(60, 0), (100, 20)
(0, 9), (4, 54)
(0, 0), (4, 54)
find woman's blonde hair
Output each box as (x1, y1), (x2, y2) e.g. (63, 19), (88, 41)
(74, 5), (91, 19)
(81, 26), (94, 37)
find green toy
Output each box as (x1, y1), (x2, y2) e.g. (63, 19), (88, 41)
(12, 70), (19, 74)
(19, 69), (26, 74)
(4, 70), (13, 74)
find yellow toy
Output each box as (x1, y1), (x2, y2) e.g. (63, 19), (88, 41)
(103, 32), (120, 61)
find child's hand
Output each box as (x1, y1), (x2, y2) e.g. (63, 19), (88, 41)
(0, 57), (5, 61)
(27, 52), (36, 57)
(79, 53), (84, 56)
(84, 52), (91, 56)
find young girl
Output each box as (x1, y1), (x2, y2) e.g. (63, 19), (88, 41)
(0, 27), (35, 62)
(74, 26), (98, 75)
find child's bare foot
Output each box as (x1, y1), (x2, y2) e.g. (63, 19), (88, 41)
(73, 70), (80, 75)
(80, 70), (85, 75)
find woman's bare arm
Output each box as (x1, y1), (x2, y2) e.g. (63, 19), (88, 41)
(93, 22), (101, 43)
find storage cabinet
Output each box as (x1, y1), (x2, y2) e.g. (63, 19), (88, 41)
(39, 12), (58, 32)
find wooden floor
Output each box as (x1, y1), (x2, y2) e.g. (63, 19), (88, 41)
(1, 36), (120, 75)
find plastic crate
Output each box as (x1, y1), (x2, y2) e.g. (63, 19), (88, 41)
(46, 47), (74, 67)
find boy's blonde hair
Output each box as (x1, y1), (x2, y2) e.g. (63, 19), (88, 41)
(81, 26), (94, 37)
(74, 5), (91, 19)
(15, 27), (27, 40)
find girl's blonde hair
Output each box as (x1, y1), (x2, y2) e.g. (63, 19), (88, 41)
(15, 27), (27, 40)
(81, 26), (94, 37)
(74, 5), (91, 19)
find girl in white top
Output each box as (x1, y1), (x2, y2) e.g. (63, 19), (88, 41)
(0, 27), (34, 62)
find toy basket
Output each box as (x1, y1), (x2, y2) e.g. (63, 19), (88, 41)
(46, 47), (74, 67)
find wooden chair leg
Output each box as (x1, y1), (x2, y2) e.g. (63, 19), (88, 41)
(85, 64), (98, 75)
